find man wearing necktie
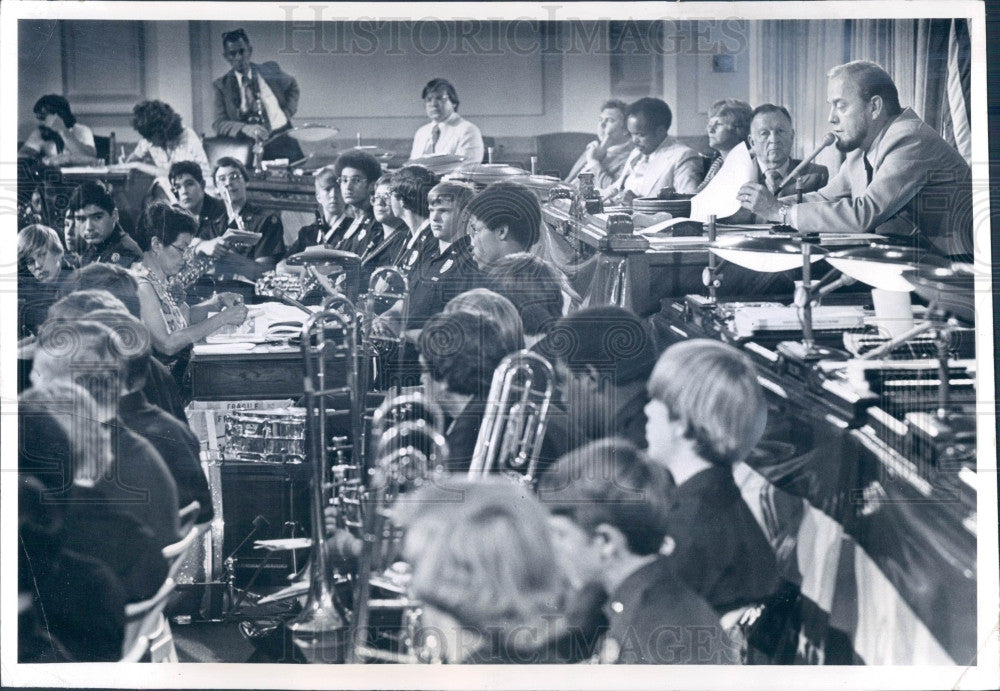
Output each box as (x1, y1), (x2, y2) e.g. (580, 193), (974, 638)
(747, 104), (828, 208)
(737, 61), (972, 260)
(409, 78), (485, 164)
(212, 28), (304, 163)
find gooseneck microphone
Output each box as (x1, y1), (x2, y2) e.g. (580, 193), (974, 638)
(775, 132), (837, 196)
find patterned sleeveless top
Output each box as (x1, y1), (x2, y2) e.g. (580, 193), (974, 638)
(131, 263), (189, 334)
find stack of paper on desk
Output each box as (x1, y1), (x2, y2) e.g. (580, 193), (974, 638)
(204, 301), (316, 344)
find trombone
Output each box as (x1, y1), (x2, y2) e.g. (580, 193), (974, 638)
(287, 304), (363, 663)
(467, 350), (555, 486)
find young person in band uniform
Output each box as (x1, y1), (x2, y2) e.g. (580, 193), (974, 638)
(191, 157), (284, 300)
(329, 150), (384, 258)
(393, 181), (482, 337)
(282, 165), (352, 259)
(645, 339), (780, 615)
(169, 161), (227, 240)
(540, 438), (740, 664)
(69, 181), (143, 269)
(387, 165), (438, 274)
(359, 174), (410, 283)
(418, 310), (512, 472)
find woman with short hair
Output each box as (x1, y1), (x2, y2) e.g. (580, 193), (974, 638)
(132, 202), (248, 359)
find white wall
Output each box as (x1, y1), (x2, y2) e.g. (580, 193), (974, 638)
(19, 19), (753, 147)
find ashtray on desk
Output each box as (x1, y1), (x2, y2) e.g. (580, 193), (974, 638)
(636, 216), (704, 237)
(633, 197), (692, 217)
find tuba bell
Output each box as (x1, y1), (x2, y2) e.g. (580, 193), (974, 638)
(348, 393), (449, 664)
(467, 350), (555, 486)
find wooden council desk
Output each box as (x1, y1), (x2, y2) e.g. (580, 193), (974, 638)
(540, 198), (882, 316)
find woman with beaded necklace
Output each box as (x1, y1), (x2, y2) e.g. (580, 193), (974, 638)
(132, 202), (248, 367)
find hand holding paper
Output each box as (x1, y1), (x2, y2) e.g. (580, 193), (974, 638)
(689, 142), (758, 222)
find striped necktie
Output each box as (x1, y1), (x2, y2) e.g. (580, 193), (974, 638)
(425, 124), (441, 155)
(697, 154), (724, 192)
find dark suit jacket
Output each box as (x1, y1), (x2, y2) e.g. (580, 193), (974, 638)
(729, 157), (830, 224)
(213, 62), (300, 138)
(119, 391), (214, 523)
(764, 158), (829, 196)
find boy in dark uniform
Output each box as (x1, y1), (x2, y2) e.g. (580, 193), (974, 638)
(330, 150), (383, 257)
(168, 161), (226, 240)
(646, 339), (779, 615)
(70, 181), (142, 269)
(390, 181), (482, 337)
(387, 165), (438, 273)
(359, 174), (409, 283)
(282, 165), (351, 258)
(192, 157), (284, 300)
(540, 438), (740, 664)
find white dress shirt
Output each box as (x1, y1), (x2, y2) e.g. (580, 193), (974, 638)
(409, 112), (485, 163)
(130, 127), (214, 192)
(609, 137), (703, 197)
(235, 69), (288, 131)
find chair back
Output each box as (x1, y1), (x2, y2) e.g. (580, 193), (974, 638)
(177, 500), (201, 537)
(121, 577), (175, 660)
(162, 523), (202, 582)
(534, 132), (595, 179)
(94, 135), (111, 162)
(203, 136), (252, 170)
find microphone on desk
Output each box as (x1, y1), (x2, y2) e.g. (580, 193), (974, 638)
(774, 133), (836, 196)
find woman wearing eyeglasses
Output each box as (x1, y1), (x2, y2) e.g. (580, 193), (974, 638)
(132, 202), (248, 364)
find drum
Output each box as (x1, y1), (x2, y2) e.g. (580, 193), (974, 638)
(224, 409), (307, 464)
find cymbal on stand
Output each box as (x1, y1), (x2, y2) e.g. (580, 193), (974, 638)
(826, 245), (950, 292)
(708, 235), (828, 273)
(901, 264), (975, 325)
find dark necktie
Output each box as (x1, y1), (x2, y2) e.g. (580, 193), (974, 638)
(765, 169), (782, 194)
(863, 155), (874, 186)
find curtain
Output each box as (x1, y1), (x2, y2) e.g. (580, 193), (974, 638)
(749, 19), (973, 171)
(849, 18), (971, 163)
(748, 20), (848, 176)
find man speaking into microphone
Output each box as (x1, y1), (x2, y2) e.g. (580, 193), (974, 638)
(737, 60), (972, 260)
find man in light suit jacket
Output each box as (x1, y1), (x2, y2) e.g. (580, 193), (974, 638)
(212, 28), (304, 163)
(738, 62), (972, 260)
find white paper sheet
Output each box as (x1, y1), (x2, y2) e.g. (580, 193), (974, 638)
(689, 142), (758, 222)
